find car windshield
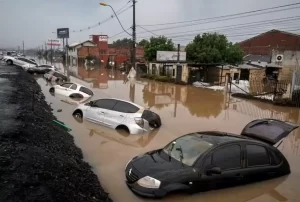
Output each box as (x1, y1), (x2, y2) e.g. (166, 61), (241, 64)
(162, 134), (214, 166)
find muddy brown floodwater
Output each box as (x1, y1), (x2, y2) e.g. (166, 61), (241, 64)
(35, 66), (300, 202)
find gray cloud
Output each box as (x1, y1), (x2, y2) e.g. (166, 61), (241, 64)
(0, 0), (299, 49)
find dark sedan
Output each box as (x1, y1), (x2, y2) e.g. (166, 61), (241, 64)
(125, 118), (299, 198)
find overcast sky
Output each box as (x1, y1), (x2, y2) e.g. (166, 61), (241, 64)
(0, 0), (299, 49)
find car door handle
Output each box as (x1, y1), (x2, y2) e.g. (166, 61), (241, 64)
(235, 173), (243, 178)
(99, 111), (105, 114)
(120, 115), (124, 117)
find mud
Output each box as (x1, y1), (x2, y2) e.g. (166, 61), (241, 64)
(0, 64), (112, 202)
(39, 65), (300, 202)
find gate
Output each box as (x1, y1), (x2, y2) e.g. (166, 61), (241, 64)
(176, 65), (182, 82)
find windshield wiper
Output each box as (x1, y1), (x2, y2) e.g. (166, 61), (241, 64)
(176, 146), (184, 166)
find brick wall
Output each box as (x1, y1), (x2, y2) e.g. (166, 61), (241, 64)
(77, 47), (99, 57)
(239, 30), (300, 55)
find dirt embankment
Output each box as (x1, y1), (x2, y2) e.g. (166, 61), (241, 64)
(0, 65), (112, 202)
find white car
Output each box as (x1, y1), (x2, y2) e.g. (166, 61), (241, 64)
(72, 98), (162, 135)
(5, 56), (38, 67)
(49, 82), (94, 98)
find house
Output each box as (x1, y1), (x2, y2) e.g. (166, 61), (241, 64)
(148, 62), (189, 83)
(89, 34), (145, 70)
(239, 29), (300, 55)
(67, 40), (98, 66)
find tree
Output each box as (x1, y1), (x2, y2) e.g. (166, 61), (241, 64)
(144, 36), (175, 61)
(112, 38), (132, 46)
(185, 32), (244, 65)
(138, 39), (149, 47)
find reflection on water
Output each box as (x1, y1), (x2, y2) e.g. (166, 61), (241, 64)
(35, 65), (300, 202)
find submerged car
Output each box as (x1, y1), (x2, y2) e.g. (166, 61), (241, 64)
(72, 98), (162, 135)
(125, 119), (298, 198)
(26, 64), (57, 74)
(44, 70), (68, 82)
(49, 82), (94, 98)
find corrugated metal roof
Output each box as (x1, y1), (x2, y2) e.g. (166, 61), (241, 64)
(243, 54), (271, 63)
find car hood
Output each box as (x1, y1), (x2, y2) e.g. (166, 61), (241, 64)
(130, 149), (183, 176)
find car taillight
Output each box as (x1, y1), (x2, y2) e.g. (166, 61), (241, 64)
(134, 117), (144, 128)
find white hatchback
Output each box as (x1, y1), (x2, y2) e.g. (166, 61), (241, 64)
(72, 98), (162, 135)
(49, 82), (94, 98)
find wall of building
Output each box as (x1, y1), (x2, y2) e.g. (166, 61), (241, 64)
(239, 30), (300, 55)
(77, 47), (99, 58)
(271, 50), (300, 81)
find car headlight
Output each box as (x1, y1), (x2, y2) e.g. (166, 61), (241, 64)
(137, 176), (161, 189)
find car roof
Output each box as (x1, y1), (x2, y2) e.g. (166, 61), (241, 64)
(191, 131), (263, 146)
(98, 98), (143, 109)
(62, 82), (87, 88)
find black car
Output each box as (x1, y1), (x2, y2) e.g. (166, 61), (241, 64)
(125, 118), (298, 198)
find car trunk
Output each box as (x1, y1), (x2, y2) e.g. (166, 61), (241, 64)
(240, 119), (299, 145)
(141, 110), (162, 128)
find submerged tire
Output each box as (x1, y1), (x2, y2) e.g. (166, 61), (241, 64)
(149, 120), (159, 128)
(116, 125), (130, 137)
(6, 60), (13, 65)
(73, 110), (83, 123)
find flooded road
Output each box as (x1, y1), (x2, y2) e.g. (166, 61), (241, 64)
(36, 65), (300, 202)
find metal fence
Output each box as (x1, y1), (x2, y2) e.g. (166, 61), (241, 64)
(228, 70), (300, 107)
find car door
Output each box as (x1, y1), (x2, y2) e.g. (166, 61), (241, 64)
(198, 144), (245, 191)
(55, 83), (73, 96)
(242, 144), (278, 183)
(107, 101), (140, 128)
(85, 99), (118, 127)
(14, 57), (25, 66)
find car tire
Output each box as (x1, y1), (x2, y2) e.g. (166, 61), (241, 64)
(72, 110), (83, 123)
(6, 60), (13, 65)
(49, 87), (55, 94)
(116, 125), (130, 137)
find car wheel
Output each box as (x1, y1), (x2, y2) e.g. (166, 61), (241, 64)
(73, 110), (83, 123)
(116, 125), (130, 137)
(6, 60), (13, 65)
(49, 87), (55, 94)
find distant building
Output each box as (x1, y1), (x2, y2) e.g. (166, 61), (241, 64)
(67, 40), (97, 66)
(239, 29), (300, 55)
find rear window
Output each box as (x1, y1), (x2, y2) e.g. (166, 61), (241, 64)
(79, 87), (93, 95)
(112, 101), (139, 113)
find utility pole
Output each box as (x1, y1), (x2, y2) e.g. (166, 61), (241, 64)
(132, 0), (136, 72)
(174, 44), (180, 118)
(22, 41), (24, 55)
(50, 41), (53, 65)
(45, 42), (47, 64)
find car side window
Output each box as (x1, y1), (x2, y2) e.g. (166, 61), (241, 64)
(94, 99), (117, 110)
(70, 84), (77, 90)
(246, 145), (270, 167)
(61, 83), (72, 88)
(79, 87), (93, 96)
(112, 101), (139, 113)
(212, 145), (241, 170)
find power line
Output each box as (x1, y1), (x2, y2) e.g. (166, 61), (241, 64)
(136, 16), (300, 39)
(52, 0), (133, 34)
(139, 2), (300, 26)
(135, 6), (300, 34)
(137, 28), (300, 42)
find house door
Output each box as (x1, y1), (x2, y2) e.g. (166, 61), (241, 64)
(176, 65), (182, 82)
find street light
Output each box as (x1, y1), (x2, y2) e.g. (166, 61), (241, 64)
(99, 2), (131, 36)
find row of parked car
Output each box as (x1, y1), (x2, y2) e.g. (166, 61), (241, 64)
(48, 79), (300, 199)
(8, 55), (298, 198)
(1, 55), (57, 74)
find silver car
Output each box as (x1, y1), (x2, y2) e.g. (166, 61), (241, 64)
(72, 98), (162, 135)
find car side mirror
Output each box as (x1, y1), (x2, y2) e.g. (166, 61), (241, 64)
(206, 167), (222, 175)
(89, 101), (94, 106)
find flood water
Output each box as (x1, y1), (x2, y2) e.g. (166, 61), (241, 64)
(36, 64), (300, 202)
